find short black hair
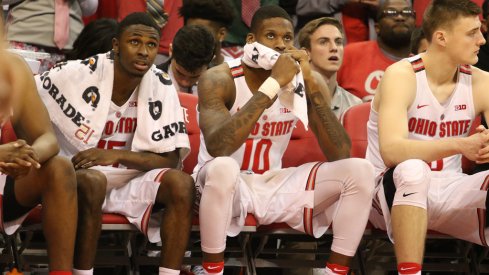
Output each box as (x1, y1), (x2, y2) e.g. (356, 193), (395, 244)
(410, 27), (426, 54)
(250, 5), (293, 34)
(67, 18), (118, 60)
(172, 25), (215, 73)
(179, 0), (235, 28)
(116, 12), (161, 39)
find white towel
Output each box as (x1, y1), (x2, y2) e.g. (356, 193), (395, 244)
(242, 42), (308, 129)
(36, 51), (190, 160)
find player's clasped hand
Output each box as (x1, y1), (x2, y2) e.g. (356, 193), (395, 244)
(270, 53), (301, 87)
(72, 148), (119, 169)
(0, 139), (41, 178)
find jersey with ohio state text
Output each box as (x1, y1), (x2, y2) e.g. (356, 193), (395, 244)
(97, 90), (138, 168)
(195, 58), (298, 174)
(366, 55), (475, 175)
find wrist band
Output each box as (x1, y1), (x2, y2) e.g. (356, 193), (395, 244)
(258, 77), (281, 99)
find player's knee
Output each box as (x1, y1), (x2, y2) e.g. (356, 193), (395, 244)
(346, 158), (375, 193)
(204, 156), (240, 192)
(159, 169), (195, 208)
(42, 156), (77, 194)
(76, 169), (107, 207)
(392, 159), (430, 209)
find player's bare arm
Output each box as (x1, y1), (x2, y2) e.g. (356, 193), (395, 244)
(468, 67), (489, 163)
(71, 148), (180, 171)
(378, 61), (489, 167)
(289, 49), (351, 160)
(0, 53), (58, 179)
(198, 64), (272, 157)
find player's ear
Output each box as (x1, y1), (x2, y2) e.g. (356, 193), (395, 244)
(246, 33), (256, 44)
(112, 37), (119, 55)
(433, 30), (446, 47)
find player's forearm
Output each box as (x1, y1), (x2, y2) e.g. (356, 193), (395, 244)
(380, 138), (462, 168)
(31, 132), (60, 163)
(205, 92), (271, 157)
(305, 77), (351, 160)
(113, 150), (179, 171)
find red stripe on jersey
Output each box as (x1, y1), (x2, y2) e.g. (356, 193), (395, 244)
(230, 66), (244, 78)
(410, 58), (425, 72)
(154, 168), (170, 183)
(459, 65), (472, 75)
(141, 204), (154, 237)
(478, 175), (489, 246)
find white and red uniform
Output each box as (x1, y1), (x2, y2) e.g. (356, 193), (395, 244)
(366, 55), (489, 245)
(54, 88), (172, 243)
(194, 59), (375, 256)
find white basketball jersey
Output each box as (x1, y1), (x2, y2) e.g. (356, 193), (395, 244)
(97, 90), (138, 168)
(195, 59), (298, 174)
(366, 55), (475, 175)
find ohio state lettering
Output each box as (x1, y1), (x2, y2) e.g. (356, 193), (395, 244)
(408, 117), (471, 137)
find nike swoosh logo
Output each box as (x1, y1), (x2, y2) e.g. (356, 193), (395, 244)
(403, 192), (417, 197)
(333, 268), (348, 272)
(417, 104), (429, 109)
(400, 267), (416, 271)
(206, 266), (220, 270)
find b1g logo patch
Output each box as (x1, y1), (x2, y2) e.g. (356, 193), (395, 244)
(455, 104), (466, 111)
(157, 71), (172, 85)
(294, 83), (304, 98)
(149, 100), (162, 120)
(82, 86), (100, 108)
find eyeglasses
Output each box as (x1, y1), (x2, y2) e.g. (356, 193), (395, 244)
(381, 8), (416, 18)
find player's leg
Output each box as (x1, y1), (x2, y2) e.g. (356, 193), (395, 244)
(73, 169), (108, 274)
(14, 155), (77, 273)
(196, 157), (240, 274)
(390, 159), (430, 274)
(312, 158), (375, 274)
(154, 169), (195, 274)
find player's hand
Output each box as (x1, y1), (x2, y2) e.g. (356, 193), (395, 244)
(72, 148), (120, 169)
(270, 53), (300, 87)
(460, 130), (489, 162)
(0, 140), (41, 169)
(0, 162), (31, 179)
(285, 48), (312, 77)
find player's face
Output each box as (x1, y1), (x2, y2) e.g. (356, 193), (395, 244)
(171, 59), (207, 90)
(377, 0), (415, 48)
(113, 24), (160, 78)
(248, 17), (294, 53)
(307, 24), (344, 76)
(444, 16), (486, 65)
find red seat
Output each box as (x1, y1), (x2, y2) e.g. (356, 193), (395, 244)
(342, 102), (371, 158)
(282, 122), (326, 167)
(179, 93), (200, 175)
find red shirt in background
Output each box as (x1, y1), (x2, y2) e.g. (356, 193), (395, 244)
(337, 40), (395, 102)
(118, 0), (183, 55)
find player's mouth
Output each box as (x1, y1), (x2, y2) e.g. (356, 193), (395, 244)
(328, 56), (339, 61)
(134, 60), (149, 71)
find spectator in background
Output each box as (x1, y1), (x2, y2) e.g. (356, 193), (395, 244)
(179, 0), (235, 67)
(299, 17), (362, 119)
(118, 0), (183, 65)
(221, 0), (279, 60)
(157, 25), (215, 94)
(66, 18), (117, 60)
(6, 0), (98, 72)
(337, 0), (415, 101)
(409, 27), (428, 55)
(476, 0), (489, 72)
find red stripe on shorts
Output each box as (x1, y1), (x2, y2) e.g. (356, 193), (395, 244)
(154, 168), (170, 183)
(302, 162), (324, 236)
(478, 175), (489, 246)
(141, 204), (154, 237)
